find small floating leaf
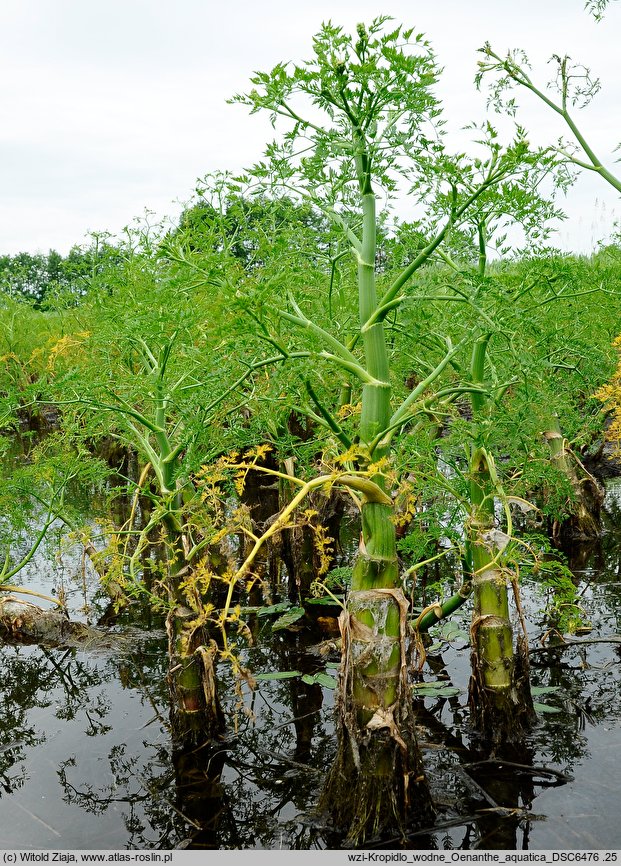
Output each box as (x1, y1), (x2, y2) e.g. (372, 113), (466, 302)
(302, 672), (338, 688)
(438, 621), (469, 643)
(314, 672), (338, 688)
(415, 686), (461, 698)
(257, 601), (292, 617)
(533, 701), (562, 714)
(531, 685), (562, 696)
(254, 670), (302, 681)
(304, 596), (343, 606)
(412, 681), (462, 698)
(272, 607), (305, 631)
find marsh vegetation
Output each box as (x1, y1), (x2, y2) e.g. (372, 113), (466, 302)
(2, 10), (621, 849)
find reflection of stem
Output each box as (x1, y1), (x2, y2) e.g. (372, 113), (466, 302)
(40, 648), (83, 698)
(270, 708), (322, 732)
(461, 758), (573, 784)
(530, 635), (621, 653)
(130, 656), (171, 732)
(133, 772), (202, 830)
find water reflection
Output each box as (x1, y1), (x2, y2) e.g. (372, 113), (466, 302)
(3, 485), (621, 848)
(2, 606), (621, 849)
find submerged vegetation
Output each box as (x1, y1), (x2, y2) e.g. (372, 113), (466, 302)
(3, 9), (621, 849)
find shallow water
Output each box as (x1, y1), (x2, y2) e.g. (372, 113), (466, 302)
(2, 488), (621, 849)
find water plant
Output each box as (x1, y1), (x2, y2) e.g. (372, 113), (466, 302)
(230, 17), (567, 842)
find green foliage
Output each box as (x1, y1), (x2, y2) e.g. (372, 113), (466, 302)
(253, 670), (301, 681)
(585, 0), (612, 19)
(477, 33), (621, 198)
(271, 607), (305, 631)
(531, 685), (563, 714)
(310, 565), (350, 599)
(253, 668), (337, 688)
(516, 535), (587, 633)
(302, 671), (337, 688)
(232, 18), (442, 200)
(0, 18), (619, 712)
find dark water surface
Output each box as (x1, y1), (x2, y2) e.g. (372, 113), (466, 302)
(3, 488), (621, 850)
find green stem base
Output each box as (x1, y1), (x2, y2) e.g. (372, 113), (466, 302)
(319, 702), (434, 846)
(545, 420), (604, 543)
(468, 634), (535, 748)
(166, 606), (224, 749)
(319, 591), (434, 846)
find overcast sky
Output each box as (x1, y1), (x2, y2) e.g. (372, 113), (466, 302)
(1, 0), (620, 256)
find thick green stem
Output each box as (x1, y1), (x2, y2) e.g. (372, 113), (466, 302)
(164, 511), (223, 747)
(348, 176), (402, 716)
(469, 439), (514, 690)
(358, 192), (392, 461)
(467, 336), (533, 743)
(469, 336), (513, 686)
(319, 77), (434, 840)
(416, 581), (473, 633)
(544, 414), (603, 541)
(347, 588), (401, 719)
(148, 380), (223, 747)
(350, 179), (400, 707)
